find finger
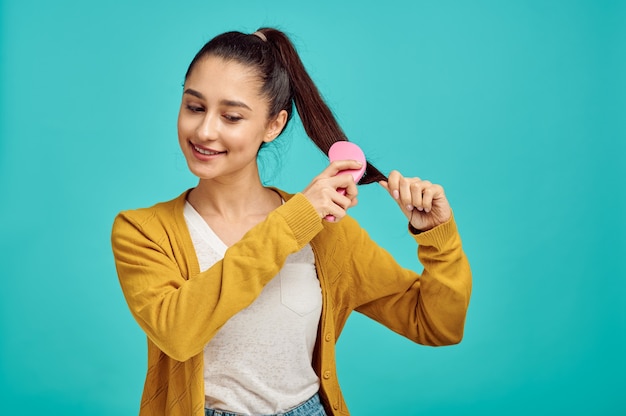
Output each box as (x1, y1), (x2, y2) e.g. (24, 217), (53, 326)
(424, 184), (445, 213)
(421, 185), (435, 213)
(321, 160), (364, 178)
(326, 173), (358, 195)
(334, 193), (354, 211)
(386, 170), (401, 200)
(342, 175), (359, 199)
(411, 180), (431, 211)
(322, 181), (356, 220)
(320, 195), (341, 221)
(324, 196), (350, 222)
(399, 176), (414, 212)
(326, 180), (354, 206)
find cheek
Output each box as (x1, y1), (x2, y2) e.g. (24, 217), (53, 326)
(229, 127), (266, 151)
(177, 115), (194, 140)
(176, 112), (184, 136)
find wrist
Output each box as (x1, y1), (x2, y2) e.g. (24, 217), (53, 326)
(408, 222), (425, 235)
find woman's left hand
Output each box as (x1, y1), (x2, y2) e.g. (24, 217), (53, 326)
(379, 170), (452, 232)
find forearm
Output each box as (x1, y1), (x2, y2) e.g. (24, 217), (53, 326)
(413, 215), (472, 344)
(352, 214), (471, 346)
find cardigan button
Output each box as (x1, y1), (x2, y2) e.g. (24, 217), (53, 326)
(333, 402), (340, 410)
(325, 333), (332, 342)
(323, 370), (331, 379)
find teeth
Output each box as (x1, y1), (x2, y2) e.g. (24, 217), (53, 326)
(194, 145), (222, 155)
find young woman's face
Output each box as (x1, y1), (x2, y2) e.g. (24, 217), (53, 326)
(178, 56), (286, 182)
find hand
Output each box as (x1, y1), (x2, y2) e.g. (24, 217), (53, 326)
(379, 170), (451, 232)
(302, 160), (361, 222)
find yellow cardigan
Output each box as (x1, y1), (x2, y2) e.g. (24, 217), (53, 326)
(111, 189), (471, 416)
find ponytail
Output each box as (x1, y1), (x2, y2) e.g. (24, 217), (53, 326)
(259, 28), (387, 184)
(184, 28), (387, 184)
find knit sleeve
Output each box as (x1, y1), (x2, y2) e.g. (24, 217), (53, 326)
(111, 193), (323, 361)
(349, 215), (472, 346)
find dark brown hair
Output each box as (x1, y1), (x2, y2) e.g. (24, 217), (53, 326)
(184, 27), (387, 184)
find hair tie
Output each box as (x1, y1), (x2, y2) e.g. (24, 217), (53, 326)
(252, 31), (267, 42)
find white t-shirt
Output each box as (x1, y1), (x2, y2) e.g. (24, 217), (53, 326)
(184, 201), (322, 414)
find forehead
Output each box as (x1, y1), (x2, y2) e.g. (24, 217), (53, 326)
(185, 56), (263, 99)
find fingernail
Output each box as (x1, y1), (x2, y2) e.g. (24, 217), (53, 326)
(407, 204), (414, 211)
(393, 190), (399, 200)
(417, 206), (424, 211)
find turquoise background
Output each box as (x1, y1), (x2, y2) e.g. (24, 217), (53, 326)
(1, 0), (624, 414)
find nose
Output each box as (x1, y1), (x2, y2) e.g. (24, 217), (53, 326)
(196, 113), (219, 141)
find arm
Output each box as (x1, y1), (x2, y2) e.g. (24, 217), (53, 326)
(111, 193), (322, 361)
(353, 215), (472, 345)
(352, 171), (471, 345)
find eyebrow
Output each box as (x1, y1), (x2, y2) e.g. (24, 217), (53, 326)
(183, 88), (252, 111)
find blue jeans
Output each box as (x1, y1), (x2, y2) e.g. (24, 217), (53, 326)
(204, 393), (327, 416)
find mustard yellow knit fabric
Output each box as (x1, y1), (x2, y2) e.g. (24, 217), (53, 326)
(112, 190), (471, 415)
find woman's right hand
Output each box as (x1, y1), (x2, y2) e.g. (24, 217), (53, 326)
(301, 160), (362, 222)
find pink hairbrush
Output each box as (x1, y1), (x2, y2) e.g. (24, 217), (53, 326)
(325, 141), (366, 221)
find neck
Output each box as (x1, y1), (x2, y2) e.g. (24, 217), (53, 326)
(187, 175), (280, 221)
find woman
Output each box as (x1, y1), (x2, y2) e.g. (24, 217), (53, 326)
(112, 27), (471, 416)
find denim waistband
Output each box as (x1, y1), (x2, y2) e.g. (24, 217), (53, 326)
(204, 393), (326, 416)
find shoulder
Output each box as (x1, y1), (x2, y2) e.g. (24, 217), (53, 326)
(112, 190), (190, 238)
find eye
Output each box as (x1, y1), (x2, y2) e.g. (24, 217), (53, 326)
(186, 104), (204, 113)
(223, 114), (243, 122)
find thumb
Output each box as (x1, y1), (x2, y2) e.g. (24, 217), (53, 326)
(379, 180), (396, 199)
(379, 180), (401, 203)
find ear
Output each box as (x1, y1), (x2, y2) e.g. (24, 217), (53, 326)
(263, 110), (289, 143)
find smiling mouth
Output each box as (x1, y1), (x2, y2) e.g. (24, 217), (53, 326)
(192, 143), (226, 156)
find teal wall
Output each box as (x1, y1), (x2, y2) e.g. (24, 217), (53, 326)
(1, 1), (624, 414)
